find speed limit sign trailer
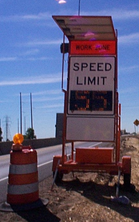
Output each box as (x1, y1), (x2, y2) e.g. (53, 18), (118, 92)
(52, 16), (131, 188)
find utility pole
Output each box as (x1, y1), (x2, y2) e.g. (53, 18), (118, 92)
(20, 92), (22, 134)
(17, 118), (19, 133)
(78, 0), (81, 15)
(0, 119), (2, 141)
(24, 116), (26, 134)
(30, 93), (33, 129)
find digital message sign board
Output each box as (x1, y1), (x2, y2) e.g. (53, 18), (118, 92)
(68, 56), (115, 115)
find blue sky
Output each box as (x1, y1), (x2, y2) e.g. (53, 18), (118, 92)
(0, 0), (139, 140)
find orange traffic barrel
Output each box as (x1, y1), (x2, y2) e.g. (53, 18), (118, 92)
(7, 147), (39, 205)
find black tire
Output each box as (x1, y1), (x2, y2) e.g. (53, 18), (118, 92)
(124, 173), (131, 189)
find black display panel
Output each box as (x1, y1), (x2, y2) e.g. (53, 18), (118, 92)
(70, 90), (112, 111)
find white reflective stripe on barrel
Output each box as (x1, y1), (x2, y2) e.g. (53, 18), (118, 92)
(8, 182), (38, 195)
(9, 163), (37, 174)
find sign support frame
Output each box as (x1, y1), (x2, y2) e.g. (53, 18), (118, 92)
(52, 16), (131, 189)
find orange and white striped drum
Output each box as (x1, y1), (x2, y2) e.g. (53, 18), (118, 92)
(7, 147), (39, 205)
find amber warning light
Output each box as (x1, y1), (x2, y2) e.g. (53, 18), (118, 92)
(12, 133), (24, 151)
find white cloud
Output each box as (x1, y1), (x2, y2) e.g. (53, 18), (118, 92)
(119, 32), (139, 44)
(27, 57), (50, 61)
(31, 89), (62, 96)
(20, 12), (51, 20)
(120, 86), (138, 94)
(1, 8), (139, 23)
(23, 49), (40, 56)
(84, 9), (139, 20)
(0, 55), (54, 62)
(0, 57), (17, 62)
(37, 103), (63, 109)
(0, 12), (51, 22)
(0, 75), (61, 86)
(24, 39), (62, 47)
(112, 9), (139, 20)
(119, 65), (139, 74)
(33, 96), (63, 102)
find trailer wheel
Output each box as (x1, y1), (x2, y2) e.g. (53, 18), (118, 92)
(124, 173), (131, 189)
(53, 171), (63, 183)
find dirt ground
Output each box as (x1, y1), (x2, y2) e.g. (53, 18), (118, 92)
(0, 135), (139, 222)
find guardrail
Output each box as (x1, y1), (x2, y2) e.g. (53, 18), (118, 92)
(0, 137), (62, 155)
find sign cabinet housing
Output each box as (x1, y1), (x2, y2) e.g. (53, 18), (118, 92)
(53, 15), (117, 142)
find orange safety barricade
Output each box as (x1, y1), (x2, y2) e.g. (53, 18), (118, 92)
(7, 147), (39, 205)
